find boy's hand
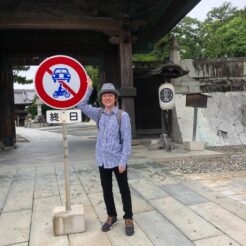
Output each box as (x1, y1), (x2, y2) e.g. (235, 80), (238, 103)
(118, 165), (126, 174)
(87, 76), (93, 88)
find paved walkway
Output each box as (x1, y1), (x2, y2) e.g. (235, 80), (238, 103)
(0, 127), (245, 246)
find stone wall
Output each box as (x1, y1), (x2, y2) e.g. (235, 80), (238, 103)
(181, 57), (246, 92)
(174, 92), (246, 146)
(170, 57), (246, 146)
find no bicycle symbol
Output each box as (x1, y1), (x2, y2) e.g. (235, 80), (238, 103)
(34, 55), (88, 109)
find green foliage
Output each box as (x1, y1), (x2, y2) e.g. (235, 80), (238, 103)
(12, 66), (32, 84)
(85, 65), (99, 90)
(201, 2), (244, 58)
(153, 17), (203, 59)
(27, 96), (55, 119)
(138, 1), (245, 60)
(154, 34), (172, 60)
(133, 53), (159, 62)
(205, 1), (237, 23)
(85, 65), (100, 105)
(27, 96), (37, 119)
(172, 17), (203, 59)
(204, 15), (246, 58)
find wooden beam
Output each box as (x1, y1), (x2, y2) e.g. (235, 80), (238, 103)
(0, 16), (121, 33)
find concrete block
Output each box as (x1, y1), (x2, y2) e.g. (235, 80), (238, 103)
(184, 141), (204, 150)
(52, 205), (85, 236)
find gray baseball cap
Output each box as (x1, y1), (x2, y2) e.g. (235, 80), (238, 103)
(98, 83), (120, 98)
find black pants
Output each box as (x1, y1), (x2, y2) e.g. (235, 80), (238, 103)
(99, 165), (133, 219)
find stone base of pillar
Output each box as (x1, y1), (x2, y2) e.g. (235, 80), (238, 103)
(184, 141), (204, 151)
(52, 205), (85, 236)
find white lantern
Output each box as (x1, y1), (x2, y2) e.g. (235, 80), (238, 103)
(159, 83), (175, 110)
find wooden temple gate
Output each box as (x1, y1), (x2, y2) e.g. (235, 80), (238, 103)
(0, 0), (200, 147)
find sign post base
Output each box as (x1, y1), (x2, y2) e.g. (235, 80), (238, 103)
(52, 204), (85, 236)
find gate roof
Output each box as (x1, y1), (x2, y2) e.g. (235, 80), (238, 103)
(0, 0), (200, 55)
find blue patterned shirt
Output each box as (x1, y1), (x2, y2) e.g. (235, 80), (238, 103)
(77, 87), (132, 168)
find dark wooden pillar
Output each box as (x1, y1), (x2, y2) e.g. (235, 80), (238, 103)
(104, 47), (121, 88)
(0, 53), (16, 147)
(119, 29), (136, 138)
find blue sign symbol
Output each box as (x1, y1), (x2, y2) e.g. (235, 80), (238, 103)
(52, 68), (71, 83)
(53, 83), (70, 98)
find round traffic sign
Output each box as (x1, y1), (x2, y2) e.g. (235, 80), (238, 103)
(34, 55), (88, 109)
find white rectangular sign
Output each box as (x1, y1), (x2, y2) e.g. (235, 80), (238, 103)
(46, 110), (81, 124)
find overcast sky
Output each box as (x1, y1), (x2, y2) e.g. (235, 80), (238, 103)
(15, 0), (246, 89)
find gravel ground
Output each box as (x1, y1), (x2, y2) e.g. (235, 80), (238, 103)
(160, 145), (246, 174)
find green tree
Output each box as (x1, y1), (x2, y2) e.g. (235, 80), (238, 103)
(85, 65), (100, 106)
(132, 52), (159, 62)
(12, 66), (32, 84)
(172, 16), (203, 59)
(202, 2), (243, 58)
(153, 17), (203, 60)
(205, 1), (237, 23)
(154, 33), (172, 60)
(27, 96), (37, 119)
(85, 65), (99, 90)
(143, 2), (245, 60)
(215, 16), (245, 57)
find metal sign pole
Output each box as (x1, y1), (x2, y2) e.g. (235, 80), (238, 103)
(62, 121), (71, 211)
(192, 107), (198, 141)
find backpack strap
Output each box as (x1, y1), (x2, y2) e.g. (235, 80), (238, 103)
(97, 108), (104, 128)
(117, 110), (123, 144)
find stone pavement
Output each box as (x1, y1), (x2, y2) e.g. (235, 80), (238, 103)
(0, 126), (245, 246)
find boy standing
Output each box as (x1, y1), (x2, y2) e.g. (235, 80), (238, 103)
(77, 76), (134, 236)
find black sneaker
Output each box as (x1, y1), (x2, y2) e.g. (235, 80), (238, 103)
(101, 216), (118, 232)
(125, 218), (134, 236)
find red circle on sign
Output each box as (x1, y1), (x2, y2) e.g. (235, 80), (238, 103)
(35, 55), (88, 109)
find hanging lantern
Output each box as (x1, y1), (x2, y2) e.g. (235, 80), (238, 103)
(159, 83), (175, 110)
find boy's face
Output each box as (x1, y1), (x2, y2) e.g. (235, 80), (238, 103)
(101, 93), (116, 108)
